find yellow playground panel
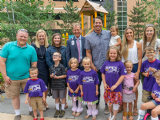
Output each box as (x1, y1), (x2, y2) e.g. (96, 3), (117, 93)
(79, 1), (108, 36)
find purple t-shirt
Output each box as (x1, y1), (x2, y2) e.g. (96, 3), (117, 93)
(24, 78), (47, 97)
(141, 59), (160, 91)
(100, 60), (127, 92)
(152, 82), (160, 105)
(77, 69), (100, 102)
(66, 69), (81, 97)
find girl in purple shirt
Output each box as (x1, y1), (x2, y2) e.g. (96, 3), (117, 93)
(100, 46), (127, 120)
(138, 70), (160, 120)
(78, 57), (99, 120)
(66, 58), (83, 117)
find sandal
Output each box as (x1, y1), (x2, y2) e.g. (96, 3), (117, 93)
(122, 112), (127, 120)
(72, 111), (76, 116)
(92, 115), (96, 120)
(65, 102), (68, 109)
(75, 112), (81, 117)
(133, 106), (138, 116)
(85, 114), (90, 119)
(128, 112), (134, 120)
(118, 104), (123, 113)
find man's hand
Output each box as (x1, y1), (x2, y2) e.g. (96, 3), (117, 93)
(52, 75), (59, 79)
(4, 76), (11, 85)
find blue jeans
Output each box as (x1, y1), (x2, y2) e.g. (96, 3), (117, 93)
(97, 70), (107, 105)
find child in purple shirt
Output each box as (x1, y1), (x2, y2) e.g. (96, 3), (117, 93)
(141, 46), (160, 103)
(100, 46), (127, 120)
(66, 58), (83, 117)
(137, 70), (160, 120)
(24, 67), (47, 120)
(77, 57), (99, 120)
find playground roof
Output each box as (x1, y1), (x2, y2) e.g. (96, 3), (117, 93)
(79, 0), (108, 16)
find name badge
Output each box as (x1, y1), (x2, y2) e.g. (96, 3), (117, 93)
(71, 41), (74, 45)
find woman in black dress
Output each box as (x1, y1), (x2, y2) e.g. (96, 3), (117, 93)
(31, 29), (50, 110)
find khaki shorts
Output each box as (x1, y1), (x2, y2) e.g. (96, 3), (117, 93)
(142, 90), (152, 103)
(30, 97), (44, 111)
(5, 78), (29, 98)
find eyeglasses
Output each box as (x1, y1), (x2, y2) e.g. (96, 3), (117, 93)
(17, 29), (28, 33)
(146, 24), (154, 27)
(146, 52), (155, 55)
(53, 55), (60, 57)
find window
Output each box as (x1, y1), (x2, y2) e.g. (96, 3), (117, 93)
(89, 0), (103, 1)
(117, 1), (127, 38)
(53, 0), (79, 2)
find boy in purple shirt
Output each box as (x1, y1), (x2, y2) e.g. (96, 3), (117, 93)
(137, 70), (160, 120)
(141, 46), (160, 103)
(24, 67), (47, 120)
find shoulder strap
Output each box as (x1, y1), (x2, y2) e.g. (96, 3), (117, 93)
(142, 41), (152, 58)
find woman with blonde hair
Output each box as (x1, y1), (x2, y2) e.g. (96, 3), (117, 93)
(121, 27), (142, 116)
(31, 29), (50, 110)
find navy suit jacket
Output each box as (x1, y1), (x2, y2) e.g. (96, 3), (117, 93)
(66, 35), (86, 69)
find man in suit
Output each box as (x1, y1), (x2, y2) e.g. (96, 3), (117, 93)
(66, 23), (86, 70)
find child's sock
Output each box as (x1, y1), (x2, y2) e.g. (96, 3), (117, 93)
(61, 104), (65, 110)
(56, 103), (59, 110)
(151, 116), (159, 120)
(15, 109), (20, 115)
(137, 109), (145, 120)
(29, 105), (33, 112)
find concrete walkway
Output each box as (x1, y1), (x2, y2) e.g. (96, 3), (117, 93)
(0, 82), (143, 120)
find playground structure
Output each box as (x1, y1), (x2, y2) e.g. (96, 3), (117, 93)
(79, 0), (108, 36)
(63, 1), (108, 45)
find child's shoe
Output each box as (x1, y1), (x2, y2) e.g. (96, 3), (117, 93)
(33, 118), (37, 120)
(128, 112), (133, 120)
(72, 111), (76, 116)
(54, 110), (60, 118)
(59, 110), (65, 118)
(75, 112), (81, 117)
(137, 115), (144, 120)
(122, 112), (127, 120)
(40, 118), (44, 120)
(85, 114), (90, 119)
(92, 115), (96, 120)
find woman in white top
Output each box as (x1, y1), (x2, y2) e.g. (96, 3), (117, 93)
(140, 24), (160, 62)
(121, 27), (142, 116)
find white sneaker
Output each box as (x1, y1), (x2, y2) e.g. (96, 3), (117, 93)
(104, 105), (109, 115)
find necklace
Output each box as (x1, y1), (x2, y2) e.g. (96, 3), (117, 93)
(39, 45), (45, 59)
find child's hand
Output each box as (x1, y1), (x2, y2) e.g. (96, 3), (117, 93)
(25, 100), (28, 104)
(69, 88), (74, 93)
(155, 98), (160, 102)
(132, 86), (137, 92)
(152, 93), (157, 99)
(81, 92), (83, 97)
(42, 98), (46, 103)
(50, 73), (54, 78)
(149, 67), (157, 73)
(110, 85), (117, 91)
(104, 83), (108, 90)
(53, 75), (59, 79)
(143, 72), (149, 77)
(96, 91), (99, 96)
(75, 89), (79, 94)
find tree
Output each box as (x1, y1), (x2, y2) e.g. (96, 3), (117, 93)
(100, 0), (118, 30)
(0, 0), (55, 44)
(141, 0), (160, 38)
(128, 0), (148, 41)
(57, 0), (80, 35)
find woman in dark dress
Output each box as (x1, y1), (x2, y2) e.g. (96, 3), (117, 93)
(31, 29), (50, 110)
(46, 33), (68, 109)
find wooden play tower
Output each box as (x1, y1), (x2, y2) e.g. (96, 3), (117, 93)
(79, 0), (108, 36)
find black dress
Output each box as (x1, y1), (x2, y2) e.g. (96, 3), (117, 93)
(31, 43), (50, 87)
